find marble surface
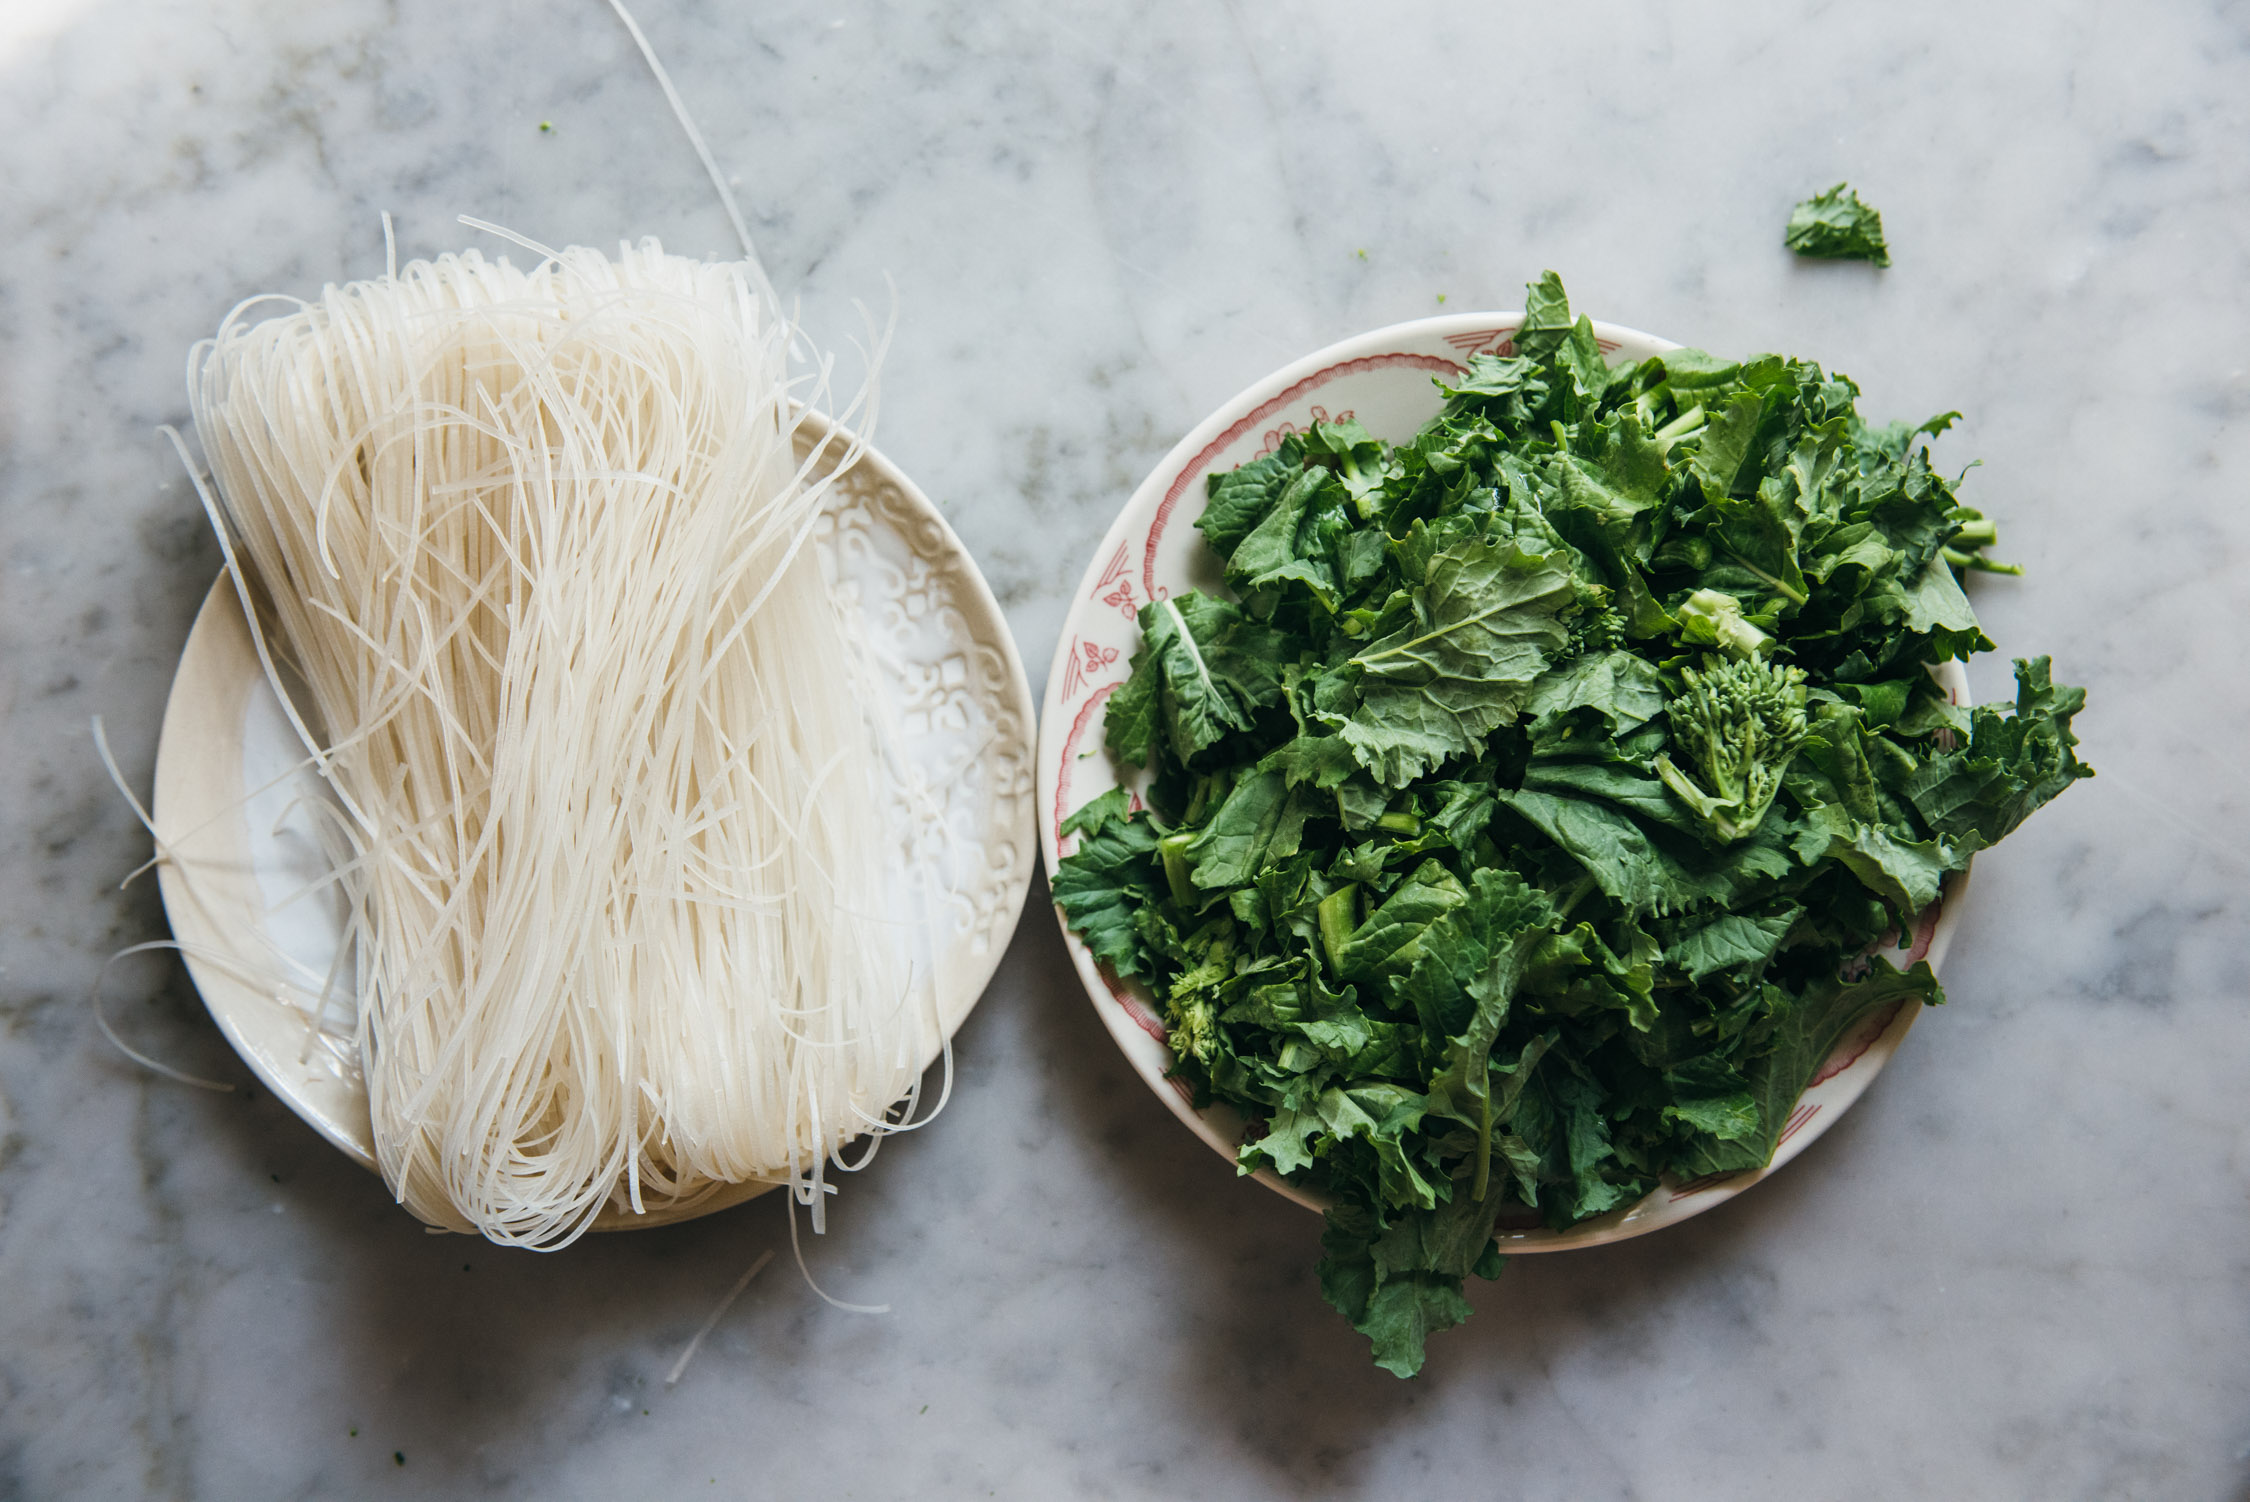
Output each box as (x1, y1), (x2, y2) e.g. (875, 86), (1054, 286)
(3, 0), (2246, 1496)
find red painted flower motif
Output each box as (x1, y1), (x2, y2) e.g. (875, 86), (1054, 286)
(1089, 539), (1140, 619)
(1059, 637), (1121, 702)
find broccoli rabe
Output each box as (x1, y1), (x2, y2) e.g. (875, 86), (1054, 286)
(1656, 658), (1810, 843)
(1051, 271), (2089, 1380)
(1167, 994), (1219, 1068)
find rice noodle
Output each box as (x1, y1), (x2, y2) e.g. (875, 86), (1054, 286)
(185, 239), (932, 1248)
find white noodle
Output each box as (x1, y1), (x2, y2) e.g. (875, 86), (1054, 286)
(664, 1248), (775, 1387)
(185, 240), (934, 1248)
(86, 941), (238, 1094)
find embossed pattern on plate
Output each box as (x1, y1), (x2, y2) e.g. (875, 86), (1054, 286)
(154, 413), (1036, 1231)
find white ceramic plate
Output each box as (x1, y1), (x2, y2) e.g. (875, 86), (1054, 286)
(1035, 313), (1968, 1251)
(155, 414), (1038, 1231)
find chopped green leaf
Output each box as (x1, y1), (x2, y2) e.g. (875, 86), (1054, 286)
(1341, 526), (1575, 785)
(1785, 183), (1892, 267)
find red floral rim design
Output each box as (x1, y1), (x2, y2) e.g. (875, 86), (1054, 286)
(1051, 681), (1121, 852)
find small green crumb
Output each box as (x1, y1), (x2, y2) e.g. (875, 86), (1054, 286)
(1355, 248), (1367, 260)
(348, 1427), (357, 1438)
(394, 1452), (406, 1467)
(919, 1405), (929, 1414)
(539, 121), (553, 133)
(1436, 293), (1448, 304)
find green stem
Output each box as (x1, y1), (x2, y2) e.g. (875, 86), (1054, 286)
(1944, 547), (2023, 576)
(1552, 873), (1599, 924)
(1317, 884), (1361, 975)
(1158, 832), (1197, 909)
(1717, 545), (1809, 607)
(1473, 1088), (1493, 1201)
(1652, 403), (1707, 452)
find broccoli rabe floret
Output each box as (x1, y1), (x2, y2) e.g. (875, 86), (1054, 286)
(1167, 993), (1219, 1068)
(1656, 657), (1809, 843)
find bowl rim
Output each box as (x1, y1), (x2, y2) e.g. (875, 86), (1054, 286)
(1034, 309), (1969, 1252)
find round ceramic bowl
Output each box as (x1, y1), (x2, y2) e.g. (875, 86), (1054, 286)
(155, 413), (1039, 1232)
(1035, 312), (1968, 1251)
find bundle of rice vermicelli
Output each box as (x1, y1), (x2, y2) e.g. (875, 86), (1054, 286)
(185, 238), (931, 1248)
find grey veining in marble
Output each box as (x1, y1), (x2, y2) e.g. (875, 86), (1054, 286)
(3, 1), (2247, 1497)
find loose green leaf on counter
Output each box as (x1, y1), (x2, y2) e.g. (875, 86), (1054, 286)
(1053, 272), (2087, 1376)
(1785, 183), (1892, 267)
